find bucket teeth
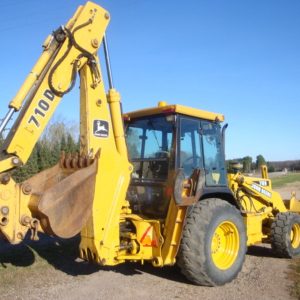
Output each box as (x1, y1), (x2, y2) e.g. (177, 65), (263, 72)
(59, 151), (94, 169)
(71, 153), (79, 168)
(78, 156), (84, 168)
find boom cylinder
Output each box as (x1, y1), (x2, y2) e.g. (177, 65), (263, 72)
(103, 34), (114, 89)
(0, 35), (60, 135)
(9, 38), (59, 111)
(107, 89), (128, 159)
(103, 34), (128, 158)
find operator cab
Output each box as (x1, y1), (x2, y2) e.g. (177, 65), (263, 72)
(124, 103), (228, 219)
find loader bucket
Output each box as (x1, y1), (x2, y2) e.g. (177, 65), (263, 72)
(25, 153), (98, 238)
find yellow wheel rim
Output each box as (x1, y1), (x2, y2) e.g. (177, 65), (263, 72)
(211, 221), (240, 270)
(291, 223), (300, 249)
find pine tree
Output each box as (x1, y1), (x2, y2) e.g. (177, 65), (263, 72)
(50, 141), (61, 165)
(11, 120), (79, 182)
(61, 135), (67, 152)
(37, 141), (52, 171)
(66, 133), (77, 153)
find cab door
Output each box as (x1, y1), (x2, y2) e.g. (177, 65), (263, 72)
(201, 121), (227, 186)
(178, 117), (226, 187)
(179, 117), (203, 177)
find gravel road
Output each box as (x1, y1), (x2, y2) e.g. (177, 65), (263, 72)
(0, 184), (299, 300)
(0, 244), (293, 300)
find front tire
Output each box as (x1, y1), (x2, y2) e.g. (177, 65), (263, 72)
(271, 212), (300, 258)
(177, 198), (246, 286)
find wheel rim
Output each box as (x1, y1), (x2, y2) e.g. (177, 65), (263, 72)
(291, 223), (300, 249)
(211, 221), (240, 270)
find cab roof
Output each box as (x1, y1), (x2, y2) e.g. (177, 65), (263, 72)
(123, 102), (224, 122)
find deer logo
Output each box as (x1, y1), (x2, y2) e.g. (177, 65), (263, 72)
(93, 120), (109, 138)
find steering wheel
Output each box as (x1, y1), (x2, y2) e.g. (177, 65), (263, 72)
(154, 151), (170, 158)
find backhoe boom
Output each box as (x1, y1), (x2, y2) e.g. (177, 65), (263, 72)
(0, 3), (131, 268)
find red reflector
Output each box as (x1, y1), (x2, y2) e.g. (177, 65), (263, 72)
(163, 108), (175, 114)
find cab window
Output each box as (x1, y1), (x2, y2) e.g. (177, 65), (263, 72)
(179, 118), (203, 177)
(201, 121), (226, 186)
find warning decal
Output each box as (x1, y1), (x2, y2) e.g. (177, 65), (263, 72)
(140, 225), (159, 247)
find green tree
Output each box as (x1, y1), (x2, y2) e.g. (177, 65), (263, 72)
(50, 141), (61, 166)
(61, 135), (67, 152)
(267, 162), (275, 172)
(66, 133), (78, 153)
(37, 141), (52, 171)
(256, 155), (266, 169)
(242, 156), (252, 173)
(11, 119), (80, 182)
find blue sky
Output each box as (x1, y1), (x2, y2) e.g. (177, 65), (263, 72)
(0, 0), (299, 161)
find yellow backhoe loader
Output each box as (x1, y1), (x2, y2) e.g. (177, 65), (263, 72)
(0, 1), (299, 286)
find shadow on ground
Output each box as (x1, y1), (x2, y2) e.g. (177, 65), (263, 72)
(0, 241), (35, 268)
(0, 235), (281, 284)
(0, 234), (101, 275)
(0, 234), (188, 283)
(247, 244), (279, 258)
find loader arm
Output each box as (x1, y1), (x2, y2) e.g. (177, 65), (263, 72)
(227, 166), (298, 245)
(0, 2), (132, 267)
(229, 170), (287, 214)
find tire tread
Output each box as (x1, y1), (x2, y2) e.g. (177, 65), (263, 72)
(177, 198), (246, 286)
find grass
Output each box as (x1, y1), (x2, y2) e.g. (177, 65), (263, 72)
(271, 173), (300, 188)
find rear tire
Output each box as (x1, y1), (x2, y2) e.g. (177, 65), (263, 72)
(177, 198), (246, 286)
(271, 212), (300, 258)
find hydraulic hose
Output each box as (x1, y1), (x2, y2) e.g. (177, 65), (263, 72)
(48, 19), (98, 97)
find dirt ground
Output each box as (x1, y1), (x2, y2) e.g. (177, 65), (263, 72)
(0, 184), (299, 300)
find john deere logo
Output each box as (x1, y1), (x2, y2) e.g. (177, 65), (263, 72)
(93, 120), (109, 138)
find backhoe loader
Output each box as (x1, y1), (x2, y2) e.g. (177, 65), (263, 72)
(0, 1), (299, 286)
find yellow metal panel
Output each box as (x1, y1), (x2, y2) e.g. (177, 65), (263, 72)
(80, 156), (131, 265)
(243, 213), (264, 246)
(0, 157), (18, 173)
(161, 198), (187, 265)
(289, 194), (300, 212)
(124, 103), (224, 122)
(0, 177), (32, 243)
(128, 216), (163, 263)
